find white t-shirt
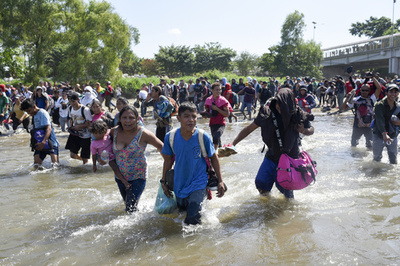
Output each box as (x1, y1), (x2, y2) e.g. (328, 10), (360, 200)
(68, 106), (93, 138)
(55, 97), (69, 118)
(188, 84), (195, 97)
(23, 91), (32, 99)
(138, 90), (148, 100)
(163, 84), (171, 97)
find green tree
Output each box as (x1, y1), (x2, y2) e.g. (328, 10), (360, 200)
(119, 48), (142, 75)
(141, 59), (160, 77)
(58, 0), (139, 83)
(280, 11), (305, 47)
(259, 51), (276, 75)
(0, 47), (25, 78)
(193, 42), (236, 73)
(0, 0), (63, 83)
(234, 51), (257, 76)
(45, 44), (66, 79)
(296, 41), (323, 77)
(349, 16), (400, 38)
(273, 11), (323, 78)
(0, 0), (140, 83)
(155, 44), (194, 77)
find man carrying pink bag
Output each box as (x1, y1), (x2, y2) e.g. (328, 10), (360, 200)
(232, 87), (315, 199)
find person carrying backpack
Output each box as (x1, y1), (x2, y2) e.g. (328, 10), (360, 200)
(20, 98), (59, 169)
(341, 83), (381, 148)
(65, 92), (93, 164)
(104, 81), (114, 112)
(204, 83), (231, 154)
(161, 102), (225, 225)
(150, 86), (173, 142)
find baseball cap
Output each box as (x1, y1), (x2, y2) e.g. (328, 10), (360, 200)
(387, 84), (399, 91)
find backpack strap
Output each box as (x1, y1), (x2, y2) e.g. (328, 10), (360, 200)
(169, 128), (210, 166)
(393, 106), (400, 116)
(69, 105), (89, 122)
(198, 128), (215, 170)
(80, 106), (89, 121)
(197, 128), (208, 158)
(168, 128), (178, 154)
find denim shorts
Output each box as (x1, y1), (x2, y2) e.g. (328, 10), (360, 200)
(34, 146), (59, 162)
(210, 124), (225, 146)
(241, 102), (252, 115)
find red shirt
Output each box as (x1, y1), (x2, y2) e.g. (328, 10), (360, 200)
(345, 81), (353, 94)
(223, 83), (233, 104)
(205, 95), (230, 126)
(105, 85), (113, 96)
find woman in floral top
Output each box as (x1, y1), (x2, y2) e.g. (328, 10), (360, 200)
(111, 105), (163, 213)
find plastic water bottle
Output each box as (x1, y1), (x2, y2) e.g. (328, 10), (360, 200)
(391, 115), (398, 121)
(100, 150), (109, 162)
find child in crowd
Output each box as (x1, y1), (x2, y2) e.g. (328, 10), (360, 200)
(90, 120), (114, 172)
(90, 119), (131, 189)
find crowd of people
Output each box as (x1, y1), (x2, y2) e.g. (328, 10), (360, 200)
(1, 69), (400, 225)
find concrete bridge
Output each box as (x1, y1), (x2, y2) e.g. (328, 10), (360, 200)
(322, 33), (400, 77)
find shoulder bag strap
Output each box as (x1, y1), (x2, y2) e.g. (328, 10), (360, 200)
(271, 111), (284, 150)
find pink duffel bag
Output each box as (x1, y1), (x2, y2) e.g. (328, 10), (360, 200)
(277, 151), (317, 190)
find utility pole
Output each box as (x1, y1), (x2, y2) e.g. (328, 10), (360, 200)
(392, 0), (396, 47)
(312, 21), (317, 42)
(390, 0), (396, 73)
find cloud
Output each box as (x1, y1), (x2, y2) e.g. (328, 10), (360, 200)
(168, 28), (182, 35)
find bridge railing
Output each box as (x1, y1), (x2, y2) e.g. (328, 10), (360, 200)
(323, 33), (400, 58)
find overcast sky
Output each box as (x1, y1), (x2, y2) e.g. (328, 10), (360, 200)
(107, 0), (399, 58)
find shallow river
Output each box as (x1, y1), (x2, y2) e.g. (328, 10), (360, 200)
(1, 109), (399, 265)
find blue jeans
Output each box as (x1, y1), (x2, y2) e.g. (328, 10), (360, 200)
(255, 157), (293, 198)
(241, 102), (252, 115)
(115, 178), (146, 213)
(140, 100), (147, 117)
(59, 116), (68, 132)
(372, 133), (398, 164)
(196, 101), (205, 112)
(176, 189), (206, 225)
(351, 126), (372, 148)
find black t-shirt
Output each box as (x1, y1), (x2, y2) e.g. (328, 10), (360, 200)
(171, 84), (178, 99)
(179, 87), (187, 100)
(254, 106), (311, 163)
(259, 88), (271, 103)
(232, 83), (240, 93)
(194, 84), (202, 95)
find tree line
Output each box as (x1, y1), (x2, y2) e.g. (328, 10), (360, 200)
(1, 3), (324, 84)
